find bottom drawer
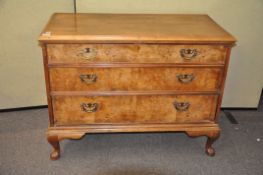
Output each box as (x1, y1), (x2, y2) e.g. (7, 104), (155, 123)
(52, 95), (218, 125)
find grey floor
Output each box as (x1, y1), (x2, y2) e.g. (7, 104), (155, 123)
(0, 109), (263, 175)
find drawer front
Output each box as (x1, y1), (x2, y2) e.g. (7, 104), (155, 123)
(47, 44), (226, 64)
(49, 67), (223, 91)
(52, 95), (218, 125)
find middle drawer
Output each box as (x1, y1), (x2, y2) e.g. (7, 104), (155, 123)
(49, 67), (223, 91)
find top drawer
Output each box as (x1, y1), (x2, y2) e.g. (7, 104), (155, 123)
(47, 44), (227, 64)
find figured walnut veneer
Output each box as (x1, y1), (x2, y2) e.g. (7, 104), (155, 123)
(52, 95), (218, 125)
(49, 67), (223, 91)
(47, 44), (227, 64)
(39, 13), (236, 160)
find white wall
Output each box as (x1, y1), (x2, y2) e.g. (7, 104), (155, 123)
(0, 0), (73, 109)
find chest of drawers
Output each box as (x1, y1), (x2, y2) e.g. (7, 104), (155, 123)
(39, 13), (236, 160)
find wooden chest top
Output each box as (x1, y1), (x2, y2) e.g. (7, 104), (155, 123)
(39, 13), (236, 44)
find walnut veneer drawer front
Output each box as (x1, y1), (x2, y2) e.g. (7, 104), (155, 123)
(52, 95), (218, 125)
(49, 67), (223, 91)
(47, 44), (227, 64)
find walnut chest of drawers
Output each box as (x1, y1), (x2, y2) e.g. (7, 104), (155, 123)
(39, 13), (236, 160)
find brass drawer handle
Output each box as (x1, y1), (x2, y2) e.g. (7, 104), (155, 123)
(176, 74), (195, 84)
(77, 48), (97, 60)
(79, 74), (97, 84)
(81, 103), (99, 113)
(180, 49), (198, 60)
(173, 102), (190, 112)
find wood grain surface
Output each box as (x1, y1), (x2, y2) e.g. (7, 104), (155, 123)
(47, 44), (227, 64)
(39, 13), (236, 159)
(49, 67), (223, 91)
(39, 13), (236, 43)
(52, 95), (218, 125)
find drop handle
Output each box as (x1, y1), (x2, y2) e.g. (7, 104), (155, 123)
(176, 74), (195, 84)
(79, 74), (97, 84)
(77, 48), (97, 60)
(81, 103), (99, 113)
(180, 49), (198, 60)
(173, 102), (190, 112)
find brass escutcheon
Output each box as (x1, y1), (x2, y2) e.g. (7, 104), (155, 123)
(176, 74), (195, 84)
(180, 49), (198, 60)
(79, 74), (97, 84)
(77, 48), (97, 60)
(81, 103), (99, 113)
(173, 102), (190, 111)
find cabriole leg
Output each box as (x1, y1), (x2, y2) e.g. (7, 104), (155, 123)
(205, 131), (220, 156)
(47, 134), (60, 160)
(186, 129), (220, 156)
(47, 130), (86, 160)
